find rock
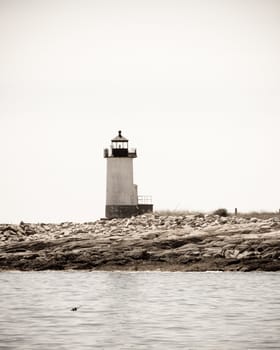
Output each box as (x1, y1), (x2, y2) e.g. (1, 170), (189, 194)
(220, 217), (228, 224)
(0, 214), (280, 271)
(250, 217), (258, 223)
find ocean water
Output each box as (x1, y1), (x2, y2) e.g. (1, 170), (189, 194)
(0, 271), (279, 350)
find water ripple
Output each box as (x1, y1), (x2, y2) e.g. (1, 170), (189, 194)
(0, 271), (279, 349)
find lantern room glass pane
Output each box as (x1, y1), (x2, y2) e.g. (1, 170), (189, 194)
(112, 141), (128, 149)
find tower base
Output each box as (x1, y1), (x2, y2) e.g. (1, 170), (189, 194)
(106, 204), (153, 219)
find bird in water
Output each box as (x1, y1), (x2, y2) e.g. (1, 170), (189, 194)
(71, 305), (81, 311)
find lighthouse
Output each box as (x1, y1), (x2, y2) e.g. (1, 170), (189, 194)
(104, 131), (153, 219)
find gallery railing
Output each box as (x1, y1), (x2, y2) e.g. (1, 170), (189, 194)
(138, 195), (153, 204)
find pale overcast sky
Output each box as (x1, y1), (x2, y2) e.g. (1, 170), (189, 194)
(0, 0), (279, 223)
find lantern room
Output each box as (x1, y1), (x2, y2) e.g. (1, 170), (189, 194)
(104, 130), (137, 158)
(111, 130), (128, 157)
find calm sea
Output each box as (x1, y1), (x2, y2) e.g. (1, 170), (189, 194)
(0, 271), (279, 350)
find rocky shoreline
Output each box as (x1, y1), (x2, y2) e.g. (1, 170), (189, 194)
(0, 214), (280, 272)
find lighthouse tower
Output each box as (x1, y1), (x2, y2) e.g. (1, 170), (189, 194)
(104, 131), (153, 219)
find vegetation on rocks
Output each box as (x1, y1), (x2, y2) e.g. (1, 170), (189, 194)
(0, 213), (280, 271)
(212, 208), (229, 217)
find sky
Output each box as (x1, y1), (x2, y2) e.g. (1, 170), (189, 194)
(0, 0), (280, 223)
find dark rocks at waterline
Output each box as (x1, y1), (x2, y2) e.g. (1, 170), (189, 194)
(0, 214), (280, 271)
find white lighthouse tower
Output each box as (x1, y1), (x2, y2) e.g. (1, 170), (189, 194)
(104, 131), (153, 219)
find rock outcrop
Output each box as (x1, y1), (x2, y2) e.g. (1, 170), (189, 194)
(0, 214), (280, 271)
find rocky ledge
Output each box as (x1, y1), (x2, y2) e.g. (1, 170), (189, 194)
(0, 214), (280, 271)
